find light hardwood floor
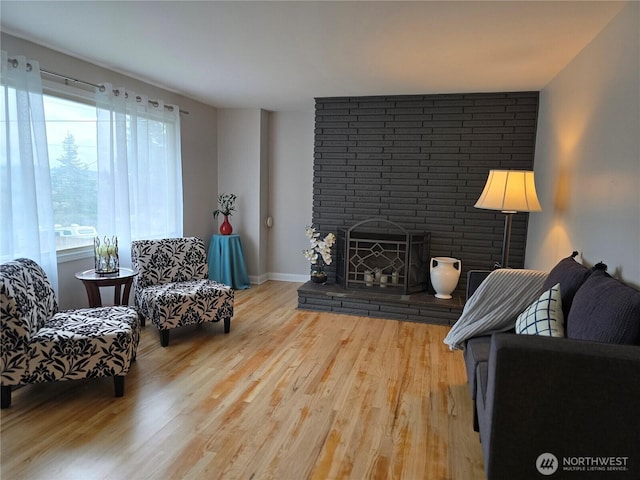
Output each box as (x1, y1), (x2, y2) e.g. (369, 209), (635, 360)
(0, 281), (485, 479)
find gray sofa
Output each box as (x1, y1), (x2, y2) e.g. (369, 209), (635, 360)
(460, 254), (640, 479)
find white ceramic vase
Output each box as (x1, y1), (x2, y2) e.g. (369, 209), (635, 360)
(430, 257), (461, 299)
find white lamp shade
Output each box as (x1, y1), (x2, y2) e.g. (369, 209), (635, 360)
(474, 170), (542, 213)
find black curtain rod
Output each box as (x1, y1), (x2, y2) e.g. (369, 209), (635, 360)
(7, 57), (189, 115)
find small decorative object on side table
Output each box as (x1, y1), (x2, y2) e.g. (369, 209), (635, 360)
(213, 192), (236, 235)
(303, 225), (336, 284)
(94, 235), (119, 275)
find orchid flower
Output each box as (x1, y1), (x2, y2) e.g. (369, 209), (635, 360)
(302, 227), (336, 269)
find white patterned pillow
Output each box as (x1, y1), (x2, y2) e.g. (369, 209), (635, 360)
(515, 283), (565, 337)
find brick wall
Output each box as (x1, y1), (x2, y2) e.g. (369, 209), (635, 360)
(312, 92), (539, 295)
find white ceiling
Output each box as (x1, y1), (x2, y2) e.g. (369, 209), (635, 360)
(0, 1), (626, 111)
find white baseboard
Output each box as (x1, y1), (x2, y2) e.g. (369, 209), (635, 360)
(248, 273), (270, 285)
(268, 272), (309, 283)
(247, 272), (309, 284)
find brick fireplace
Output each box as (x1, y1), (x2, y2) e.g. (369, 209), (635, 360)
(298, 91), (539, 323)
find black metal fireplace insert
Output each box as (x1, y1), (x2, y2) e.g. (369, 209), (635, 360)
(336, 218), (431, 295)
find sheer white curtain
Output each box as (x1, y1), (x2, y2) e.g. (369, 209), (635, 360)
(1, 52), (58, 292)
(95, 83), (183, 267)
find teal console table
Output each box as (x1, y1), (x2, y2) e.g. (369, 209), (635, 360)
(208, 234), (251, 290)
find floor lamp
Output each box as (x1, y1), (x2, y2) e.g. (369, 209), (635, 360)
(474, 170), (542, 268)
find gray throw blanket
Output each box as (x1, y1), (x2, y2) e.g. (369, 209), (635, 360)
(444, 269), (548, 350)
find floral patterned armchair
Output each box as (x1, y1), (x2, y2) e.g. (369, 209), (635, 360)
(0, 258), (140, 408)
(131, 237), (234, 347)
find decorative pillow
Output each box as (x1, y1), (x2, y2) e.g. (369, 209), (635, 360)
(567, 270), (640, 345)
(542, 252), (592, 321)
(443, 268), (548, 350)
(515, 283), (564, 337)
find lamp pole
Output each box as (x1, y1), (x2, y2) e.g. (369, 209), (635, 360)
(501, 212), (515, 268)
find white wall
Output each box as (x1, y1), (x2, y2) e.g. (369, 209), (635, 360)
(216, 108), (270, 282)
(267, 110), (315, 282)
(216, 108), (314, 284)
(527, 2), (640, 286)
(2, 33), (219, 309)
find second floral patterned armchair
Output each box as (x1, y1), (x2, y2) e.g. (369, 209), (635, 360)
(131, 237), (234, 347)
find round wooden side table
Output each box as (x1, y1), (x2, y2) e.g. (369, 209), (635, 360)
(74, 267), (138, 307)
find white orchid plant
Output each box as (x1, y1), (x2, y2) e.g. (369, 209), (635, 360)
(303, 226), (336, 273)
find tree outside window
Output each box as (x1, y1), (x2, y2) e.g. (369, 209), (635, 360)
(43, 94), (98, 250)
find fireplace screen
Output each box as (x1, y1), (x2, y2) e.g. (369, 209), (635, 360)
(337, 218), (430, 295)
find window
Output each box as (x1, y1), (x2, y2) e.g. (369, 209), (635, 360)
(3, 66), (183, 265)
(41, 86), (183, 255)
(43, 93), (98, 252)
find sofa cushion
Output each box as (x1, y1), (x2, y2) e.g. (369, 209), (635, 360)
(1, 258), (59, 338)
(567, 270), (640, 345)
(28, 306), (139, 383)
(515, 283), (564, 337)
(131, 237), (209, 290)
(463, 336), (491, 400)
(542, 252), (592, 321)
(136, 279), (234, 330)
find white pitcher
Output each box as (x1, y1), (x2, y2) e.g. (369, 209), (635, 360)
(430, 257), (461, 299)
